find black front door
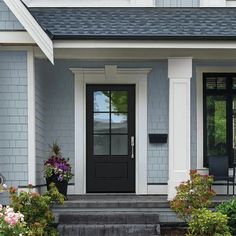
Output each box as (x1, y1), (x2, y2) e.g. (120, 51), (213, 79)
(86, 84), (135, 193)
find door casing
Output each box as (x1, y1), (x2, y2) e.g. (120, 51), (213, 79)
(71, 66), (151, 194)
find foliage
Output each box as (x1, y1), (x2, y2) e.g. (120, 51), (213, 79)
(9, 184), (64, 236)
(44, 142), (73, 182)
(0, 184), (7, 193)
(186, 208), (231, 236)
(170, 170), (215, 220)
(216, 197), (236, 235)
(0, 204), (29, 236)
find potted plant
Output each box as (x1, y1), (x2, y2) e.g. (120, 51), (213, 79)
(44, 142), (73, 198)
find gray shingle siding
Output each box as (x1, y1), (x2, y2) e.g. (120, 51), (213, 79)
(35, 60), (48, 185)
(0, 51), (28, 187)
(35, 59), (169, 184)
(0, 0), (24, 30)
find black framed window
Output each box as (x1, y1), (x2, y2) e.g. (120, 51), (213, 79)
(203, 73), (236, 167)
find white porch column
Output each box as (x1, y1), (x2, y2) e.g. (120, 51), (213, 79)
(167, 58), (192, 200)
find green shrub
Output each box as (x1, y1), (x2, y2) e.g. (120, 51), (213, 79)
(216, 197), (236, 235)
(170, 170), (215, 220)
(187, 208), (231, 236)
(9, 183), (64, 236)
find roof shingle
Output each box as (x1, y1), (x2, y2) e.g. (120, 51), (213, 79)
(29, 7), (236, 40)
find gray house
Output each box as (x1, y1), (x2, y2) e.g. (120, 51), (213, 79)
(1, 0), (236, 202)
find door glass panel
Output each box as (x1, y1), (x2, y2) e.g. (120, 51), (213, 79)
(206, 78), (216, 89)
(206, 96), (227, 156)
(111, 135), (128, 155)
(111, 91), (128, 112)
(94, 113), (110, 133)
(111, 113), (128, 133)
(94, 91), (110, 112)
(233, 97), (236, 163)
(94, 135), (109, 155)
(233, 78), (236, 89)
(216, 77), (226, 89)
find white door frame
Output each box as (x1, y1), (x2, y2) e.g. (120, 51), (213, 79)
(70, 65), (151, 194)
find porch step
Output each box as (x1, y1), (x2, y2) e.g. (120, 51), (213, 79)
(59, 212), (159, 224)
(58, 212), (160, 235)
(55, 195), (161, 236)
(58, 224), (159, 236)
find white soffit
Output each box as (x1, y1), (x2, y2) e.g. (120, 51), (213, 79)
(3, 0), (54, 64)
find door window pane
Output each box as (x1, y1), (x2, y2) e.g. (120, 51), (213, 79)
(111, 91), (128, 112)
(94, 113), (110, 133)
(206, 78), (216, 89)
(206, 96), (227, 156)
(233, 97), (236, 163)
(94, 91), (110, 112)
(111, 135), (128, 155)
(111, 113), (128, 133)
(233, 78), (236, 89)
(216, 77), (226, 89)
(94, 135), (109, 155)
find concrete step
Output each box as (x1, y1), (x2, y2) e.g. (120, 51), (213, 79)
(59, 212), (159, 224)
(58, 224), (160, 236)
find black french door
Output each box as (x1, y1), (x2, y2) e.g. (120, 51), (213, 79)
(86, 84), (135, 193)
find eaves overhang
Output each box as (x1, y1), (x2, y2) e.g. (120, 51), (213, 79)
(3, 0), (54, 64)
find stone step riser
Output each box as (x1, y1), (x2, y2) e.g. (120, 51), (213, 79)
(59, 213), (159, 224)
(58, 224), (160, 236)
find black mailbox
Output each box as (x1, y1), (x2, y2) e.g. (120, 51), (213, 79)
(149, 134), (168, 143)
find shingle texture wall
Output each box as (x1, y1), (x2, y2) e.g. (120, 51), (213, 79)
(156, 0), (199, 7)
(35, 61), (47, 185)
(0, 51), (28, 187)
(0, 0), (23, 30)
(35, 59), (169, 184)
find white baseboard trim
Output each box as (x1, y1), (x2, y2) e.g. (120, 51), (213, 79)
(147, 185), (168, 195)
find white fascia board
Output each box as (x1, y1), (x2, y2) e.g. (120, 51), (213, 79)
(0, 32), (35, 44)
(3, 0), (54, 64)
(23, 0), (154, 7)
(53, 40), (236, 49)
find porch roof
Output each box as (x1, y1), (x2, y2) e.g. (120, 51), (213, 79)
(29, 7), (236, 40)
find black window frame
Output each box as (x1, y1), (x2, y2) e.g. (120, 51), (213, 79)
(203, 73), (236, 167)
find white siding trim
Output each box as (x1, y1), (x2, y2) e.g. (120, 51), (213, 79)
(27, 48), (36, 186)
(3, 0), (54, 63)
(70, 67), (151, 194)
(53, 40), (236, 50)
(23, 0), (154, 7)
(0, 32), (35, 44)
(196, 66), (236, 170)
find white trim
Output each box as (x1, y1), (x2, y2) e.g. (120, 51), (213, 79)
(70, 66), (151, 194)
(23, 0), (154, 7)
(27, 48), (36, 186)
(147, 185), (168, 195)
(167, 58), (192, 200)
(3, 0), (54, 63)
(200, 0), (226, 6)
(53, 40), (236, 50)
(196, 66), (236, 170)
(0, 32), (35, 44)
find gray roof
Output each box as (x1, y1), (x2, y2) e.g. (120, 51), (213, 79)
(28, 7), (236, 40)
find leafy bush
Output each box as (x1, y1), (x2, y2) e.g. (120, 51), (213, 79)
(170, 170), (216, 220)
(9, 184), (64, 236)
(187, 208), (231, 236)
(216, 197), (236, 235)
(0, 205), (29, 235)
